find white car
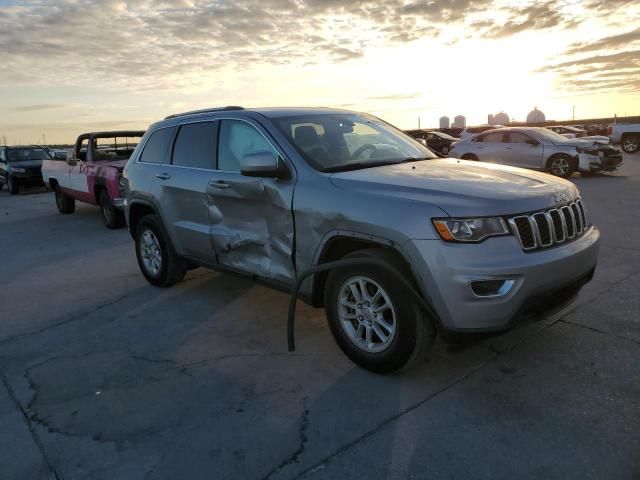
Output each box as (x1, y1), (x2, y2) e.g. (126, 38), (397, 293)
(609, 123), (640, 153)
(449, 127), (622, 178)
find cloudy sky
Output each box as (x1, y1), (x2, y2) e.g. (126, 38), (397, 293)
(0, 0), (639, 144)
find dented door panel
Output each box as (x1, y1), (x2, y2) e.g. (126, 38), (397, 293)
(206, 172), (295, 283)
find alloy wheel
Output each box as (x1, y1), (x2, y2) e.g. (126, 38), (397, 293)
(550, 157), (570, 176)
(337, 275), (397, 353)
(140, 229), (162, 276)
(622, 137), (638, 153)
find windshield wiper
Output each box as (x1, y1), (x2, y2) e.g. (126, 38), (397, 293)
(324, 157), (432, 173)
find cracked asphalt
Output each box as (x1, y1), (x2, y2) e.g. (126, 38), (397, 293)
(1, 153), (639, 480)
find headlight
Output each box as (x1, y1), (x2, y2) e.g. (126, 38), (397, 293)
(9, 166), (26, 173)
(432, 217), (510, 242)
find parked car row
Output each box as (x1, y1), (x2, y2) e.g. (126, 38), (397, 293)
(1, 107), (617, 373)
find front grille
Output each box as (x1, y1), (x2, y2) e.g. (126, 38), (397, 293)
(509, 199), (590, 251)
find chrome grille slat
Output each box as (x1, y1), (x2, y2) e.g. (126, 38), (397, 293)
(509, 199), (590, 252)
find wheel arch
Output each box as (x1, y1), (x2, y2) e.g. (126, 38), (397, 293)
(309, 232), (419, 309)
(128, 200), (158, 238)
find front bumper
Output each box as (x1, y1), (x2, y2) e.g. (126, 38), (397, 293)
(404, 227), (600, 332)
(578, 152), (623, 172)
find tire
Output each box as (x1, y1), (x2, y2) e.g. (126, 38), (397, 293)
(135, 214), (186, 287)
(99, 190), (125, 229)
(547, 154), (576, 178)
(54, 185), (75, 214)
(461, 153), (478, 161)
(621, 135), (639, 154)
(7, 176), (19, 195)
(324, 248), (435, 373)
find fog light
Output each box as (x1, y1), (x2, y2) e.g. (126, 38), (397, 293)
(470, 279), (515, 297)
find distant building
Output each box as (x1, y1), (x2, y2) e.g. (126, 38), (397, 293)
(526, 107), (546, 124)
(493, 111), (509, 125)
(439, 116), (450, 129)
(453, 115), (466, 128)
(488, 114), (494, 125)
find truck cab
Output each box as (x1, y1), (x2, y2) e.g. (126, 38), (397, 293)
(42, 131), (145, 228)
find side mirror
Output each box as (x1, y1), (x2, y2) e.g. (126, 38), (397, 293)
(240, 151), (291, 180)
(66, 151), (78, 166)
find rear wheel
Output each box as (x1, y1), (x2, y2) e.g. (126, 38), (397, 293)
(461, 153), (478, 161)
(621, 134), (639, 154)
(135, 214), (186, 287)
(7, 176), (19, 195)
(324, 249), (435, 373)
(54, 185), (75, 213)
(99, 190), (125, 229)
(547, 154), (576, 178)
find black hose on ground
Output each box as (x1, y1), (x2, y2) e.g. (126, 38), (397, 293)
(287, 258), (439, 352)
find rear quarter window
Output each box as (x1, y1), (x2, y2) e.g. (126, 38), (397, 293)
(139, 127), (175, 164)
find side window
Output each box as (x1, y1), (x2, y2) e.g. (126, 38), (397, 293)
(508, 132), (532, 144)
(172, 122), (217, 169)
(139, 127), (175, 164)
(218, 120), (277, 172)
(0, 149), (5, 162)
(477, 132), (504, 143)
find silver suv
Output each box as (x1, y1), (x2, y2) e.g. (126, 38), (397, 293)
(123, 107), (600, 373)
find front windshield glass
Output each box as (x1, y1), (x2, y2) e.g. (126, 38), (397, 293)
(275, 113), (436, 172)
(6, 147), (51, 162)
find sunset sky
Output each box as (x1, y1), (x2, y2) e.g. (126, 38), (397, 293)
(1, 0), (639, 144)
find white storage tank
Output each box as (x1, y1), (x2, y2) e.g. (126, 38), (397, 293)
(526, 108), (545, 124)
(439, 116), (450, 129)
(453, 115), (466, 128)
(493, 112), (509, 125)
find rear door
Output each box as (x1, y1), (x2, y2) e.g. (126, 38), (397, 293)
(207, 118), (296, 284)
(473, 132), (507, 163)
(155, 121), (218, 263)
(504, 132), (544, 169)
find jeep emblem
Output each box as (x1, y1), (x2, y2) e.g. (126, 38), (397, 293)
(554, 192), (569, 203)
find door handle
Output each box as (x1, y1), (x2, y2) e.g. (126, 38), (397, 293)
(209, 180), (230, 189)
(155, 173), (171, 180)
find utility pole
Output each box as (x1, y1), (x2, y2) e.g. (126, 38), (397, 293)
(418, 116), (421, 129)
(572, 105), (575, 121)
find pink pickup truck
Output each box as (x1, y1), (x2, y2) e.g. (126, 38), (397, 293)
(42, 131), (145, 228)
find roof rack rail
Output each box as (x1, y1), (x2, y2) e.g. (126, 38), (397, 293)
(164, 106), (244, 120)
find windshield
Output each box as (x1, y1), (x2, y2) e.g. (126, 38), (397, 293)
(92, 136), (142, 161)
(6, 147), (51, 162)
(434, 132), (457, 141)
(274, 113), (436, 172)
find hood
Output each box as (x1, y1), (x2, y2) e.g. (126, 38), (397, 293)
(9, 159), (43, 168)
(98, 159), (128, 170)
(554, 137), (609, 148)
(329, 159), (579, 217)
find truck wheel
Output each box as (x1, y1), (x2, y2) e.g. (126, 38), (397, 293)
(622, 135), (639, 154)
(99, 190), (125, 229)
(547, 154), (576, 178)
(54, 185), (75, 214)
(7, 176), (19, 195)
(324, 249), (435, 373)
(135, 214), (186, 287)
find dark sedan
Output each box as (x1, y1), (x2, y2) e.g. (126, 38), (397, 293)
(0, 145), (50, 194)
(405, 130), (458, 155)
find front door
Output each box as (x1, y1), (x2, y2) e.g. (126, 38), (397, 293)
(504, 132), (544, 169)
(474, 131), (508, 164)
(207, 118), (296, 284)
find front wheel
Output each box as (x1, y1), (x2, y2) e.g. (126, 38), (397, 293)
(99, 190), (125, 229)
(547, 155), (576, 178)
(7, 176), (19, 195)
(135, 215), (186, 287)
(324, 249), (435, 373)
(621, 135), (639, 153)
(441, 145), (450, 155)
